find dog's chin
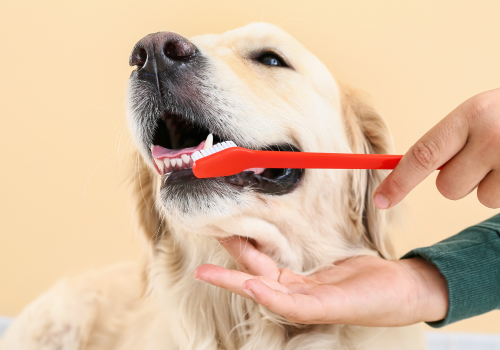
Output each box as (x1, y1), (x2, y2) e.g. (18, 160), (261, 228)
(158, 176), (245, 216)
(156, 166), (303, 222)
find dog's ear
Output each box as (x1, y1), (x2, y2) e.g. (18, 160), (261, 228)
(340, 84), (396, 259)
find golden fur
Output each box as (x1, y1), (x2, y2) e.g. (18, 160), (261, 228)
(1, 23), (425, 350)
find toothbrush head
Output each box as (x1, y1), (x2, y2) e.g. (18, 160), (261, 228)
(190, 141), (238, 163)
(192, 142), (257, 178)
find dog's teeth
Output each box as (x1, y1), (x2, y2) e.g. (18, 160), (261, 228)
(203, 134), (213, 150)
(163, 159), (171, 173)
(170, 159), (176, 168)
(181, 154), (190, 165)
(154, 158), (164, 175)
(176, 158), (183, 169)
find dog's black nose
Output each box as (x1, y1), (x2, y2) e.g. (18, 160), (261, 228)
(129, 32), (197, 85)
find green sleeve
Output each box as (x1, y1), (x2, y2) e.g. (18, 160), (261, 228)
(401, 213), (500, 328)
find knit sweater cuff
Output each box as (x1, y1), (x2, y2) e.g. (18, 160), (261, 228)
(401, 215), (500, 328)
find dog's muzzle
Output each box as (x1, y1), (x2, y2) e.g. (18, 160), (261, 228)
(128, 31), (304, 196)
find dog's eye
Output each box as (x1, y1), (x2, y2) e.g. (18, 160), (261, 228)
(256, 52), (287, 67)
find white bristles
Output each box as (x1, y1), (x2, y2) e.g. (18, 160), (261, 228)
(190, 140), (237, 163)
(150, 134), (238, 176)
(191, 151), (202, 162)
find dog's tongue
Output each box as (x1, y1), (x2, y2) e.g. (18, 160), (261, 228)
(152, 141), (205, 160)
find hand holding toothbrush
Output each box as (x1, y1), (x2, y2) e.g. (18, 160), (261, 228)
(374, 88), (500, 210)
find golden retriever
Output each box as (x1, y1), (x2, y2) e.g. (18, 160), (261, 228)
(1, 23), (426, 350)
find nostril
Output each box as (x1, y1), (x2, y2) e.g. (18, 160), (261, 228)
(164, 42), (177, 59)
(164, 39), (195, 60)
(129, 47), (148, 69)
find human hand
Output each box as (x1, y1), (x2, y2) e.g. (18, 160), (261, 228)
(194, 236), (448, 326)
(374, 88), (500, 209)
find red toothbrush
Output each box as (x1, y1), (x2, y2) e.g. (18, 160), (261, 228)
(191, 141), (405, 179)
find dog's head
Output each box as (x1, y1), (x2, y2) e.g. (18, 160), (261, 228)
(127, 23), (395, 271)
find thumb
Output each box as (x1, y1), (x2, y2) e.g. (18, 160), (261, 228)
(374, 111), (469, 209)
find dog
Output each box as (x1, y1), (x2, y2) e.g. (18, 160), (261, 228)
(1, 23), (426, 350)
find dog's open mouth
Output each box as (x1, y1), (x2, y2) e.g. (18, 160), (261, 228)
(150, 112), (304, 195)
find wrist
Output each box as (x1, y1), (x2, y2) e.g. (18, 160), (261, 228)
(397, 257), (449, 323)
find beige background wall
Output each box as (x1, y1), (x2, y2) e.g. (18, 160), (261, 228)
(1, 0), (499, 334)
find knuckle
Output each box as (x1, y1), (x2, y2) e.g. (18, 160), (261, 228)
(410, 140), (441, 171)
(385, 175), (408, 196)
(466, 95), (493, 120)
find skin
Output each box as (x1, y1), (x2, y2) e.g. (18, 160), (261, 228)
(195, 89), (500, 326)
(195, 237), (448, 326)
(374, 88), (500, 210)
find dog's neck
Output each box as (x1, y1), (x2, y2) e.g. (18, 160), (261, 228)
(147, 217), (377, 350)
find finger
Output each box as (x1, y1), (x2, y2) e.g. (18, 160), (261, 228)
(220, 236), (280, 280)
(435, 140), (492, 200)
(477, 169), (500, 208)
(194, 264), (289, 298)
(277, 268), (308, 284)
(374, 111), (469, 209)
(242, 279), (328, 324)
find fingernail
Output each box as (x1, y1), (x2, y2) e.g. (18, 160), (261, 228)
(196, 277), (208, 283)
(374, 193), (390, 209)
(243, 288), (255, 299)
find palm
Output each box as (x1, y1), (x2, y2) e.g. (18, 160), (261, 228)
(194, 237), (445, 326)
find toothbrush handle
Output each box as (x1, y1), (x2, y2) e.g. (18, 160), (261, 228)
(193, 147), (409, 178)
(246, 150), (403, 170)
